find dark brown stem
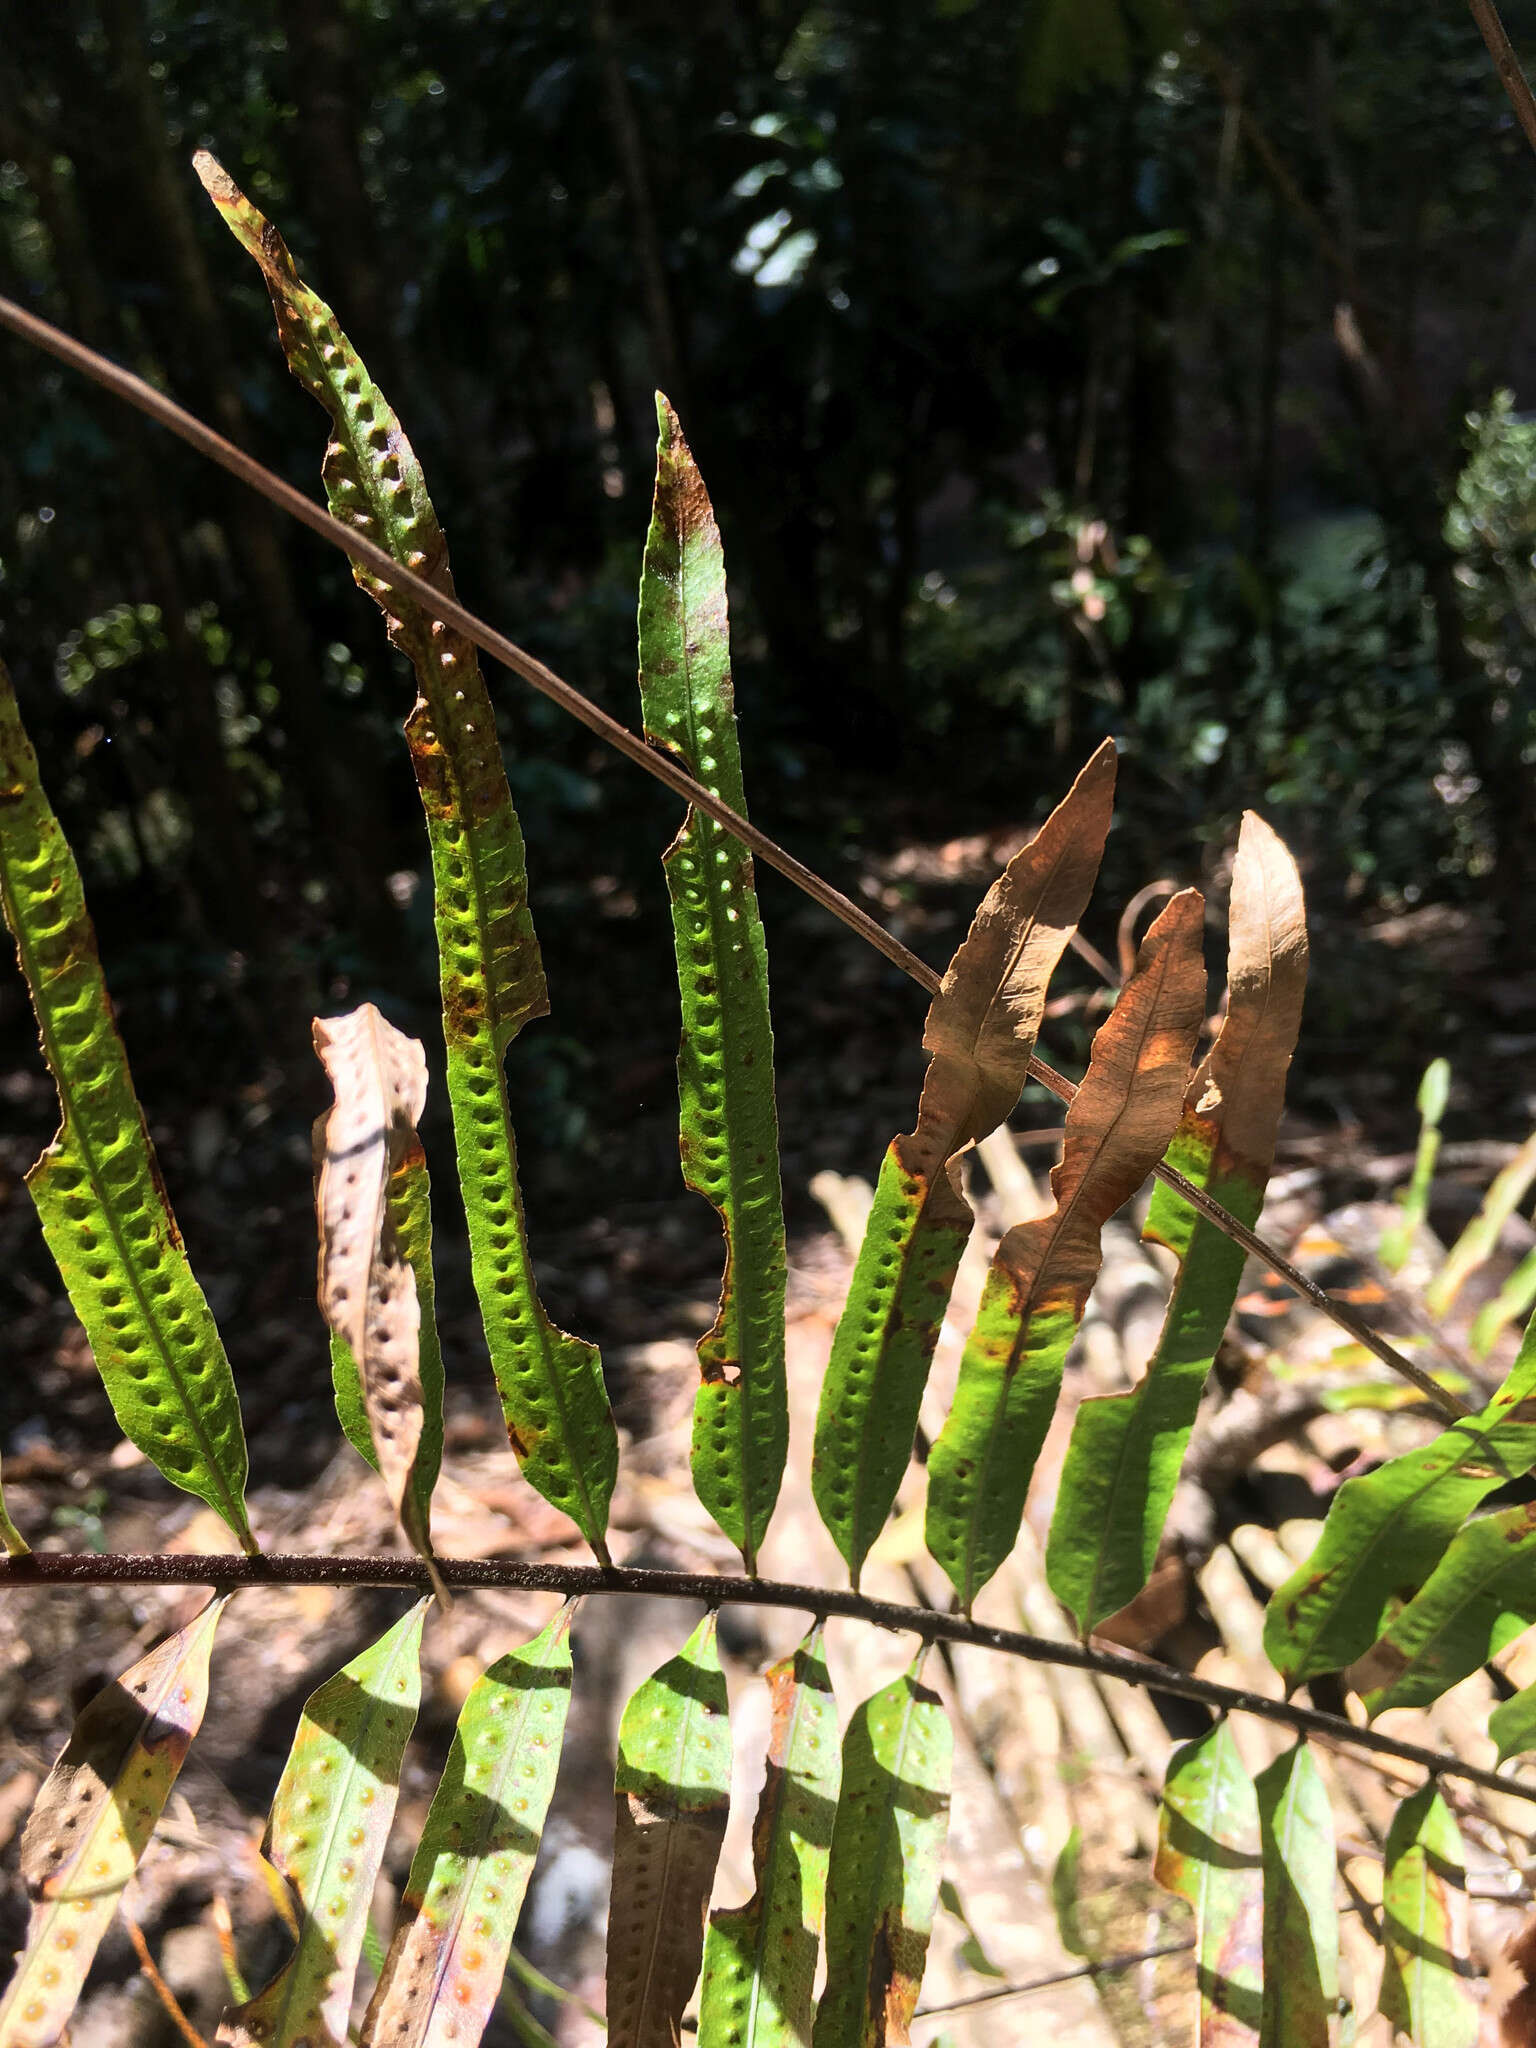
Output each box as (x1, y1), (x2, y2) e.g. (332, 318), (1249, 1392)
(0, 291), (1468, 1422)
(1, 1552), (1525, 1803)
(1470, 0), (1536, 160)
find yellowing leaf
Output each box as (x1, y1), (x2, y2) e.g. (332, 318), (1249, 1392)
(219, 1603), (426, 2048)
(364, 1606), (574, 2048)
(0, 1596), (226, 2048)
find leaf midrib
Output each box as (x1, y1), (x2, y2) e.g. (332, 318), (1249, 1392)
(660, 482), (784, 1568)
(1, 845), (249, 1546)
(260, 1626), (418, 2045)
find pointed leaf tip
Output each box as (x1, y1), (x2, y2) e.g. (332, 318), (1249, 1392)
(814, 747), (1118, 1581)
(638, 407), (787, 1569)
(199, 157), (618, 1554)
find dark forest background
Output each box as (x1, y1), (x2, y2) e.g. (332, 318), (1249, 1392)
(3, 0), (1536, 1422)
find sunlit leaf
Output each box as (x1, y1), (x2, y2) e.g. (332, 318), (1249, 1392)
(1356, 1500), (1536, 1714)
(812, 1654), (952, 2047)
(930, 888), (1207, 1613)
(1471, 1243), (1536, 1361)
(314, 1004), (438, 1559)
(1254, 1742), (1337, 2048)
(699, 1625), (840, 2048)
(637, 395), (787, 1573)
(1154, 1721), (1263, 2047)
(364, 1605), (574, 2048)
(1048, 816), (1306, 1635)
(1264, 1311), (1536, 1688)
(1378, 1786), (1478, 2048)
(197, 155), (618, 1556)
(0, 1595), (226, 2048)
(218, 1602), (426, 2048)
(1425, 1127), (1536, 1320)
(608, 1612), (732, 2048)
(813, 742), (1117, 1585)
(0, 659), (254, 1551)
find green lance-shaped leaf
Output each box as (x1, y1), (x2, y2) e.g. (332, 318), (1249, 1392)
(1264, 1309), (1536, 1690)
(0, 661), (254, 1552)
(1471, 1242), (1536, 1360)
(0, 1595), (226, 2048)
(314, 1005), (440, 1561)
(812, 742), (1117, 1585)
(1047, 817), (1306, 1636)
(698, 1625), (840, 2048)
(332, 1135), (445, 1538)
(1425, 1125), (1536, 1320)
(637, 395), (787, 1573)
(363, 1605), (575, 2048)
(1378, 1786), (1478, 2048)
(1153, 1721), (1263, 2048)
(1354, 1499), (1536, 1715)
(1380, 1058), (1451, 1274)
(1253, 1742), (1337, 2048)
(608, 1612), (733, 2048)
(929, 889), (1208, 1614)
(1491, 1677), (1536, 1761)
(218, 1602), (426, 2048)
(197, 155), (617, 1557)
(811, 1654), (953, 2048)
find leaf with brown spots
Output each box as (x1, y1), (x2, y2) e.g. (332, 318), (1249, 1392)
(1264, 1310), (1536, 1689)
(811, 1655), (951, 2048)
(0, 1595), (227, 2048)
(637, 396), (786, 1573)
(197, 154), (618, 1557)
(363, 1605), (573, 2048)
(698, 1625), (840, 2047)
(608, 1613), (732, 2048)
(1048, 814), (1306, 1635)
(313, 1003), (438, 1561)
(217, 1603), (426, 2048)
(928, 889), (1208, 1613)
(812, 743), (1117, 1586)
(1356, 1497), (1536, 1715)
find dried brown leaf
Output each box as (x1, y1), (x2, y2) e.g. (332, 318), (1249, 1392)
(1192, 812), (1308, 1179)
(903, 737), (1117, 1223)
(313, 1003), (431, 1556)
